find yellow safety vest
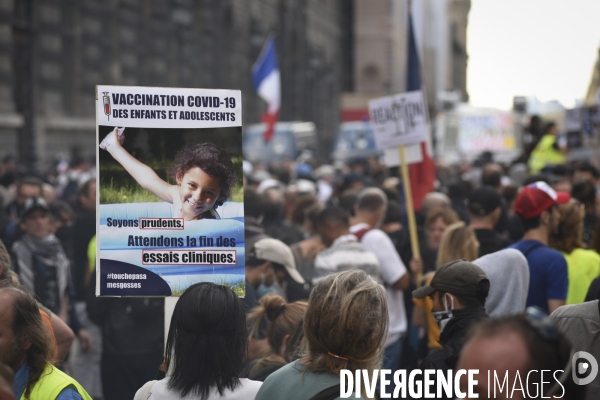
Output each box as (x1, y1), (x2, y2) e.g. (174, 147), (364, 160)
(20, 364), (92, 400)
(528, 134), (566, 174)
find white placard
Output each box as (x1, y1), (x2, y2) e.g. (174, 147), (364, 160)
(383, 143), (423, 167)
(95, 85), (245, 297)
(369, 90), (427, 149)
(96, 85), (242, 129)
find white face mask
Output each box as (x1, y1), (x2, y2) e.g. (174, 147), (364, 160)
(432, 294), (454, 332)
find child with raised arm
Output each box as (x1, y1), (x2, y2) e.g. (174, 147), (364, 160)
(100, 127), (237, 221)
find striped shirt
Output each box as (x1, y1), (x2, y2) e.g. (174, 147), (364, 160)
(312, 234), (381, 285)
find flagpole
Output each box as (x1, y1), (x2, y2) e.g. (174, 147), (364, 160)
(399, 145), (420, 262)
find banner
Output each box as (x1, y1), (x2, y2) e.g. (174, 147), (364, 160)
(457, 113), (515, 153)
(95, 85), (244, 297)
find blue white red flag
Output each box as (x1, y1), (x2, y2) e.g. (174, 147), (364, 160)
(406, 13), (436, 212)
(252, 35), (281, 141)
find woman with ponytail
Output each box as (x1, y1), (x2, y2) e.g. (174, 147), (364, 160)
(247, 295), (308, 381)
(255, 269), (388, 400)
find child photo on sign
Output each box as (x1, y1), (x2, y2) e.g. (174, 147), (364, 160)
(99, 126), (239, 220)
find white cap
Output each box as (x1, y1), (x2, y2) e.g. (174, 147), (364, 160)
(253, 238), (305, 284)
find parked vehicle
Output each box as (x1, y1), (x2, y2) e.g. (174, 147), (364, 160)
(243, 121), (317, 163)
(330, 121), (382, 162)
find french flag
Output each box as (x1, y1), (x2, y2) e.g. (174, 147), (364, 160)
(406, 13), (435, 212)
(252, 35), (281, 142)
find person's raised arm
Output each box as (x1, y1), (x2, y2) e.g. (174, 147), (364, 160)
(100, 127), (173, 202)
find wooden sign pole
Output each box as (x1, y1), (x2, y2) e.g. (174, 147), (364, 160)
(398, 145), (422, 285)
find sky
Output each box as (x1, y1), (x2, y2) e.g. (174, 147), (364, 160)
(467, 0), (600, 110)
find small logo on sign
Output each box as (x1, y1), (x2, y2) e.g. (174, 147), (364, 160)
(103, 92), (111, 120)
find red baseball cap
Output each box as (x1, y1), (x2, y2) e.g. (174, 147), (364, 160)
(514, 181), (570, 219)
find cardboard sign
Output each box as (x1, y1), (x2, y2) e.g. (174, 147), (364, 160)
(96, 85), (244, 297)
(369, 90), (428, 149)
(383, 143), (423, 167)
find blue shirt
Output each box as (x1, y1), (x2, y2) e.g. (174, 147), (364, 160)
(510, 239), (568, 313)
(13, 362), (84, 400)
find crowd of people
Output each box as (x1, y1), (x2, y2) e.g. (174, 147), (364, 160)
(0, 130), (599, 399)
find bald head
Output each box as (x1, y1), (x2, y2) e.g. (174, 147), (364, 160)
(421, 192), (450, 215)
(355, 187), (388, 213)
(457, 331), (529, 399)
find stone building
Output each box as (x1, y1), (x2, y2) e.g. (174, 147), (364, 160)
(341, 0), (471, 120)
(0, 0), (342, 170)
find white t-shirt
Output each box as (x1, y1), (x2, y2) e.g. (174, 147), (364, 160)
(350, 223), (408, 347)
(136, 378), (262, 400)
(312, 234), (382, 285)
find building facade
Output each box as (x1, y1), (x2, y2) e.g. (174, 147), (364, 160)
(341, 0), (471, 120)
(0, 0), (342, 170)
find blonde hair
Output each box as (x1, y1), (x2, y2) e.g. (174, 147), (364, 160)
(436, 221), (479, 267)
(302, 270), (388, 378)
(550, 199), (585, 254)
(248, 295), (307, 357)
(425, 207), (460, 229)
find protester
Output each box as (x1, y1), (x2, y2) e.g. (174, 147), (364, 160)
(0, 362), (13, 400)
(550, 301), (599, 400)
(573, 161), (600, 185)
(313, 206), (381, 285)
(413, 222), (480, 353)
(87, 273), (164, 400)
(447, 181), (470, 223)
(570, 178), (598, 246)
(243, 188), (270, 259)
(404, 207), (460, 276)
(472, 249), (529, 316)
(12, 197), (70, 316)
(246, 295), (308, 381)
(69, 178), (97, 303)
(261, 187), (305, 245)
(412, 259), (489, 399)
(510, 182), (569, 313)
(287, 194), (318, 235)
(467, 186), (511, 256)
(528, 121), (567, 174)
(290, 202), (325, 285)
(549, 198), (600, 304)
(0, 239), (74, 363)
(255, 269), (388, 400)
(244, 242), (275, 312)
(0, 283), (92, 399)
(3, 177), (43, 223)
(247, 238), (308, 302)
(349, 188), (409, 377)
(134, 282), (262, 400)
(11, 197), (92, 354)
(458, 309), (585, 400)
(314, 164), (335, 204)
(435, 222), (479, 266)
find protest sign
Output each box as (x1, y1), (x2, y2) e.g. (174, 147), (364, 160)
(96, 85), (244, 297)
(369, 90), (429, 260)
(369, 90), (428, 149)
